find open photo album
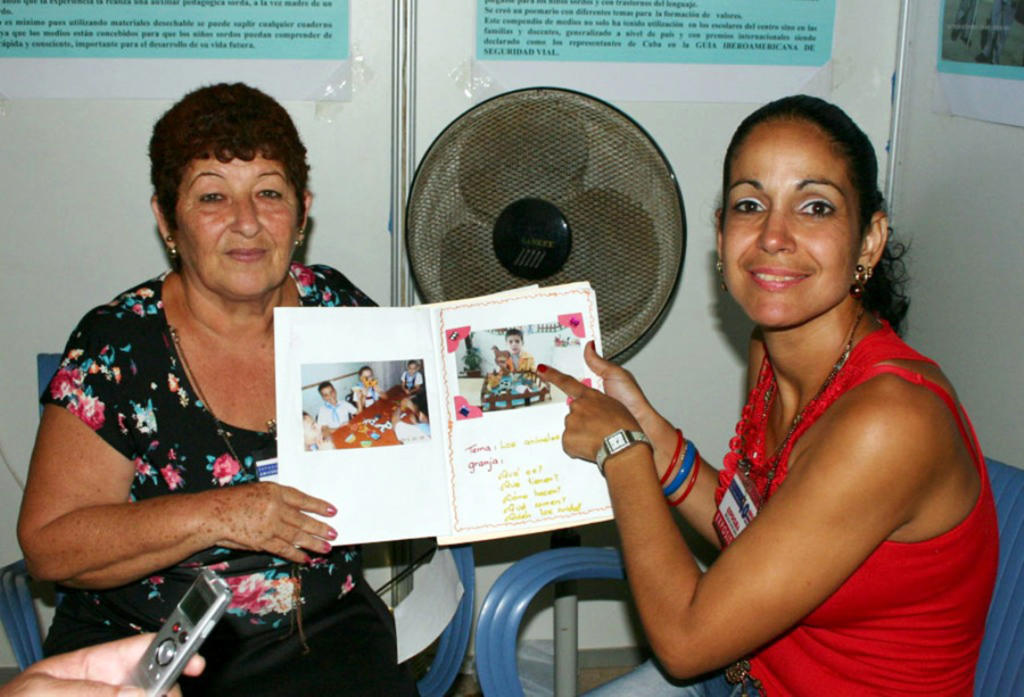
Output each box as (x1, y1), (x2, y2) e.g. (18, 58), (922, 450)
(272, 282), (614, 545)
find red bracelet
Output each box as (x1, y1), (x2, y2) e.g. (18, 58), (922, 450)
(667, 448), (700, 507)
(659, 429), (684, 485)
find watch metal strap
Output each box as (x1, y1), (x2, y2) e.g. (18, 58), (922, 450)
(595, 429), (650, 476)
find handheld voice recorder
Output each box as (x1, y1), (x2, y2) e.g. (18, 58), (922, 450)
(128, 568), (232, 697)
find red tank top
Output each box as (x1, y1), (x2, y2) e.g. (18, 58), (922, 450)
(715, 322), (998, 696)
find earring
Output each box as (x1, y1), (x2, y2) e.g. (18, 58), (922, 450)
(295, 228), (306, 249)
(165, 236), (178, 260)
(850, 264), (872, 299)
(715, 258), (726, 291)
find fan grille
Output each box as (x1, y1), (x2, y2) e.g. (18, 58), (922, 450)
(406, 88), (685, 359)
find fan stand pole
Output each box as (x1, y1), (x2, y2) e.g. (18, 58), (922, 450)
(388, 0), (417, 612)
(390, 0), (417, 310)
(551, 528), (582, 696)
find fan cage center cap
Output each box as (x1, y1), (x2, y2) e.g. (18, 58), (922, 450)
(492, 197), (572, 280)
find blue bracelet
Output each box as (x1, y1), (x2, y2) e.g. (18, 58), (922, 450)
(663, 440), (696, 497)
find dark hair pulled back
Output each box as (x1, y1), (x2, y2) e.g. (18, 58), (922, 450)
(721, 95), (909, 333)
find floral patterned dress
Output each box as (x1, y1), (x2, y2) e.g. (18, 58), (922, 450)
(41, 263), (417, 695)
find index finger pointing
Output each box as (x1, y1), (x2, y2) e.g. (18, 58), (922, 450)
(537, 364), (587, 399)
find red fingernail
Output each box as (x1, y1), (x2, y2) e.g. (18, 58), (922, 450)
(326, 505), (337, 515)
(326, 528), (338, 539)
(537, 364), (548, 373)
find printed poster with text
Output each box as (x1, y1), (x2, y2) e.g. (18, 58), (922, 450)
(474, 0), (836, 103)
(0, 0), (349, 97)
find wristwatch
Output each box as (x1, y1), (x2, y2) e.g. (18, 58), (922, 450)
(595, 429), (650, 476)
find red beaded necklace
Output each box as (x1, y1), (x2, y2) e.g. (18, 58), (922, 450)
(726, 308), (864, 501)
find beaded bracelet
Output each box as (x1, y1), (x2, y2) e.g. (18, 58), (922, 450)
(667, 446), (700, 507)
(662, 439), (696, 498)
(659, 429), (685, 486)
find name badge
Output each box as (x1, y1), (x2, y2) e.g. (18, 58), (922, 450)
(713, 470), (762, 546)
(256, 457), (278, 481)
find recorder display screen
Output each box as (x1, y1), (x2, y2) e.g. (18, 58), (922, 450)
(179, 583), (211, 625)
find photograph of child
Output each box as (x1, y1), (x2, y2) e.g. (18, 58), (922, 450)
(455, 323), (583, 413)
(315, 381), (358, 435)
(299, 359), (431, 453)
(303, 411), (335, 451)
(504, 328), (535, 372)
(400, 359), (429, 419)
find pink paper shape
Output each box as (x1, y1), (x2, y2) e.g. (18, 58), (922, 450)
(558, 313), (586, 338)
(454, 396), (483, 420)
(445, 326), (471, 353)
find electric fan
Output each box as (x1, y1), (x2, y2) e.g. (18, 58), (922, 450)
(405, 87), (685, 360)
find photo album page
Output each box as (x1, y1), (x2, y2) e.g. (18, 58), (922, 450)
(273, 282), (613, 545)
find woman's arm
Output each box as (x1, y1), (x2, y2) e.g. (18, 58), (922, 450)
(18, 406), (338, 589)
(543, 362), (977, 679)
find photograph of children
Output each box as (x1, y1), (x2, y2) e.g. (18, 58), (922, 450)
(299, 359), (431, 453)
(454, 323), (584, 413)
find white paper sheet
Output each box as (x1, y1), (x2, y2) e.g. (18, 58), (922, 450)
(393, 547), (464, 663)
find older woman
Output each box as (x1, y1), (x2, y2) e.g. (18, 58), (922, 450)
(540, 96), (997, 696)
(17, 83), (417, 695)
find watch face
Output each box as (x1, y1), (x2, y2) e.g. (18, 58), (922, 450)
(606, 431), (630, 451)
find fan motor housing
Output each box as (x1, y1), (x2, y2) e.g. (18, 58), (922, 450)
(492, 197), (572, 280)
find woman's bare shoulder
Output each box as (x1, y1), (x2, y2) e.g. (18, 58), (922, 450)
(791, 367), (978, 540)
(812, 370), (959, 473)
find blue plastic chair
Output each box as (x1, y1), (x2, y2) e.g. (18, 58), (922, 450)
(35, 353), (62, 418)
(475, 547), (624, 696)
(419, 544), (475, 697)
(474, 458), (1024, 697)
(0, 354), (62, 669)
(4, 354), (476, 694)
(0, 560), (44, 670)
(974, 458), (1024, 696)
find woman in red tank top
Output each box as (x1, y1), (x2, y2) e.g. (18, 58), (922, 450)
(539, 96), (997, 697)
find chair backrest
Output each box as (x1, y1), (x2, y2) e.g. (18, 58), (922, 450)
(417, 544), (475, 697)
(36, 353), (62, 418)
(474, 547), (625, 697)
(0, 560), (45, 670)
(975, 457), (1024, 696)
(0, 355), (61, 669)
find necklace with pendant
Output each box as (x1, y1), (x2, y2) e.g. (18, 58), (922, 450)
(169, 324), (309, 649)
(724, 307), (865, 695)
(168, 325), (276, 464)
(740, 306), (865, 499)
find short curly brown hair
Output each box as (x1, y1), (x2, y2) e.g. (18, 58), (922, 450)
(149, 82), (309, 229)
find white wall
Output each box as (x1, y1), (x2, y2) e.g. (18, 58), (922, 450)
(892, 1), (1024, 466)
